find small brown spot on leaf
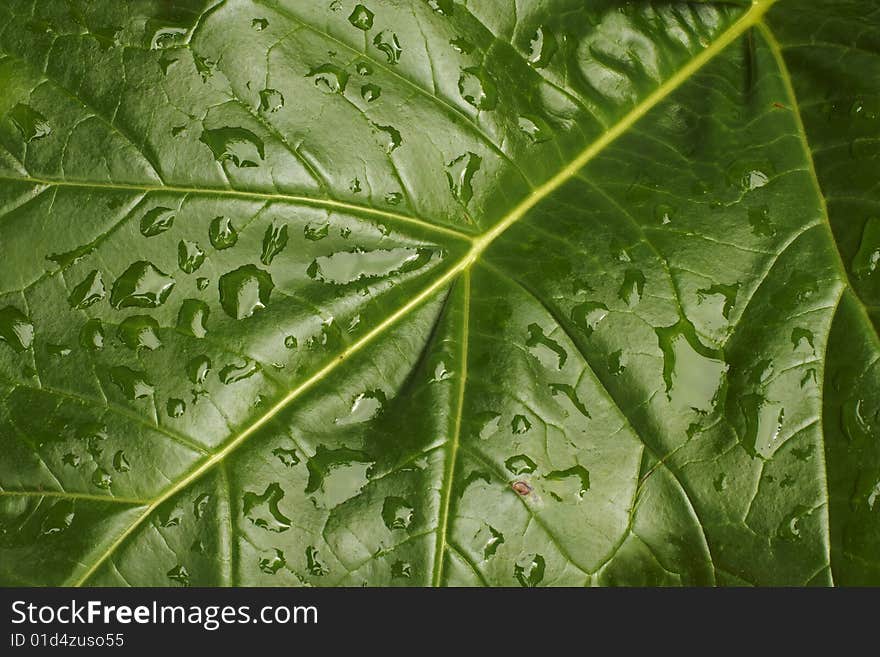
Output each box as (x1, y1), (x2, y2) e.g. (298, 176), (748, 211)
(512, 481), (532, 496)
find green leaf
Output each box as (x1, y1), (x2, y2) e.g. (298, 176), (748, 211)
(0, 0), (877, 586)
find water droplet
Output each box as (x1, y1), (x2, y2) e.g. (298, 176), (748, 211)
(748, 205), (776, 237)
(791, 327), (814, 351)
(391, 560), (412, 578)
(842, 397), (872, 443)
(68, 270), (106, 309)
(525, 323), (567, 369)
(10, 103), (51, 142)
(191, 493), (210, 519)
(335, 389), (386, 425)
(303, 223), (329, 242)
(654, 203), (675, 225)
(209, 216), (238, 250)
(167, 398), (186, 418)
(110, 261), (175, 309)
(777, 505), (811, 541)
(306, 546), (328, 576)
(282, 335), (298, 350)
(157, 506), (181, 528)
(175, 299), (209, 338)
(514, 553), (545, 587)
(655, 317), (727, 413)
(446, 151), (482, 205)
(139, 206), (175, 237)
(607, 349), (625, 375)
(483, 525), (504, 559)
(852, 217), (880, 278)
(41, 500), (75, 536)
(348, 4), (374, 30)
(570, 301), (608, 337)
(505, 454), (537, 475)
(272, 446), (299, 467)
(458, 67), (497, 110)
(219, 265), (274, 319)
(372, 122), (402, 153)
(200, 127), (265, 168)
(109, 366), (154, 400)
(527, 26), (557, 68)
(373, 30), (402, 64)
(385, 191), (402, 205)
(166, 564), (190, 585)
(450, 36), (473, 53)
(697, 283), (740, 320)
(78, 319), (104, 351)
(252, 17), (268, 31)
(307, 63), (349, 93)
(382, 496), (414, 530)
(261, 221), (289, 265)
(545, 465), (591, 499)
(511, 414), (532, 434)
(308, 247), (435, 285)
(257, 548), (285, 574)
(176, 241), (206, 275)
(113, 450), (131, 472)
(117, 315), (162, 351)
(62, 453), (80, 467)
(150, 26), (187, 49)
(430, 360), (452, 382)
(91, 466), (112, 489)
(258, 88), (284, 113)
(618, 269), (646, 306)
(219, 359), (259, 384)
(46, 343), (71, 358)
(427, 0), (453, 14)
(548, 383), (591, 418)
(242, 482), (291, 532)
(361, 83), (381, 102)
(0, 306), (34, 352)
(186, 355), (212, 385)
(713, 473), (727, 492)
(517, 114), (552, 143)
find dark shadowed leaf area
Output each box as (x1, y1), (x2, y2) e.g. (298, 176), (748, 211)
(0, 0), (878, 586)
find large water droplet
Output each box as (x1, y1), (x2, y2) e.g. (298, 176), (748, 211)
(68, 270), (106, 309)
(113, 450), (131, 472)
(0, 306), (35, 352)
(139, 207), (175, 237)
(218, 264), (274, 319)
(200, 127), (265, 168)
(261, 221), (289, 265)
(91, 466), (112, 489)
(372, 123), (402, 153)
(697, 282), (740, 320)
(483, 525), (504, 559)
(79, 319), (104, 351)
(527, 26), (557, 68)
(334, 389), (386, 425)
(545, 465), (591, 499)
(308, 247), (435, 285)
(618, 269), (646, 306)
(570, 301), (608, 337)
(209, 216), (238, 250)
(242, 482), (291, 532)
(167, 397), (186, 418)
(446, 152), (482, 205)
(458, 67), (498, 110)
(738, 393), (784, 457)
(117, 315), (162, 351)
(361, 83), (381, 102)
(10, 103), (51, 142)
(655, 317), (727, 413)
(186, 355), (212, 385)
(109, 366), (154, 400)
(525, 323), (567, 369)
(381, 496), (414, 530)
(110, 261), (175, 309)
(41, 500), (75, 536)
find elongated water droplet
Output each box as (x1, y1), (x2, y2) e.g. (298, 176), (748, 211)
(505, 454), (537, 475)
(261, 222), (288, 265)
(242, 482), (291, 532)
(193, 493), (210, 519)
(176, 299), (209, 338)
(526, 323), (567, 369)
(139, 207), (175, 237)
(68, 270), (105, 309)
(209, 216), (238, 250)
(483, 525), (504, 559)
(117, 315), (162, 351)
(113, 450), (131, 472)
(570, 301), (608, 336)
(41, 500), (75, 536)
(527, 26), (557, 68)
(308, 247), (434, 285)
(548, 383), (590, 418)
(219, 359), (259, 384)
(446, 152), (482, 205)
(219, 264), (274, 319)
(853, 217), (880, 278)
(186, 355), (212, 385)
(306, 546), (328, 576)
(655, 317), (727, 413)
(372, 122), (402, 153)
(110, 261), (175, 309)
(0, 306), (35, 352)
(545, 465), (591, 499)
(697, 283), (740, 320)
